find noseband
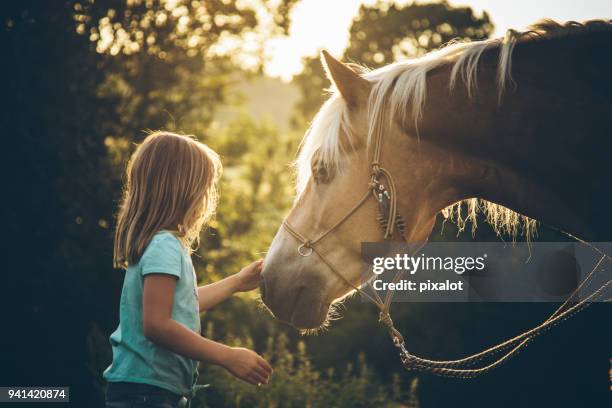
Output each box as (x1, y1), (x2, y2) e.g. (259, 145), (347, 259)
(281, 124), (610, 379)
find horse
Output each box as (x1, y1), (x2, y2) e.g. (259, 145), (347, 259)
(260, 19), (612, 331)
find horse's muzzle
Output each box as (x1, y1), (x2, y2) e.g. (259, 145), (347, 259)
(260, 263), (329, 329)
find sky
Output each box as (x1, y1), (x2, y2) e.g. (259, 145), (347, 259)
(264, 0), (612, 80)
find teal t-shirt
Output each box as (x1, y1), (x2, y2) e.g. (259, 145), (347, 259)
(103, 231), (201, 396)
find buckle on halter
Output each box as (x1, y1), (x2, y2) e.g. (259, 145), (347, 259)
(297, 243), (313, 257)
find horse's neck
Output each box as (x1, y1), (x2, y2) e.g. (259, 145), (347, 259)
(416, 29), (612, 240)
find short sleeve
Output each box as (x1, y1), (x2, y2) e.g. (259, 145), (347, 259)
(140, 232), (183, 279)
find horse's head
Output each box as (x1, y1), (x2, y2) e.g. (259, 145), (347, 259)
(260, 22), (563, 329)
(260, 52), (449, 329)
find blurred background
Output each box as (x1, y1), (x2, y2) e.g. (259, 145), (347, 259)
(2, 1), (611, 407)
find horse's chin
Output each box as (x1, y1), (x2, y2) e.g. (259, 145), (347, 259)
(288, 301), (331, 330)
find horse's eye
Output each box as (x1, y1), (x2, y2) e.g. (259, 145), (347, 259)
(312, 164), (330, 184)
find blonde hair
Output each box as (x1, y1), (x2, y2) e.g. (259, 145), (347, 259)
(113, 131), (222, 269)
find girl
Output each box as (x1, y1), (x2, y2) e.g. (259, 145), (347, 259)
(104, 132), (272, 408)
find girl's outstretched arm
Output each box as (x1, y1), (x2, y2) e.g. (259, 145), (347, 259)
(197, 259), (263, 310)
(143, 273), (272, 385)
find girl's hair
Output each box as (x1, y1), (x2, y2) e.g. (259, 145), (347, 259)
(113, 131), (222, 269)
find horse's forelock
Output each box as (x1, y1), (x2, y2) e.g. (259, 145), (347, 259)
(295, 95), (350, 197)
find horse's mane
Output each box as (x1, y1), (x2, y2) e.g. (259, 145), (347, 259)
(296, 19), (612, 239)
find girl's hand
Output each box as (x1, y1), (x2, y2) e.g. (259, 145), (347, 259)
(223, 347), (272, 386)
(233, 259), (264, 292)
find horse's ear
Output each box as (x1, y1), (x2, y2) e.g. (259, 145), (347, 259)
(320, 50), (369, 106)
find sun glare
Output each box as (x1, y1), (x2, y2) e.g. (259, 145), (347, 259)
(262, 0), (612, 81)
(263, 0), (378, 80)
(89, 0), (612, 81)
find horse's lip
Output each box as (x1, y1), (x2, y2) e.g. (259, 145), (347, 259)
(261, 284), (303, 324)
(289, 300), (329, 329)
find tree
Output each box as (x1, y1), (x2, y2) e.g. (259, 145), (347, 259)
(80, 0), (298, 160)
(293, 0), (494, 121)
(2, 2), (117, 405)
(1, 1), (296, 406)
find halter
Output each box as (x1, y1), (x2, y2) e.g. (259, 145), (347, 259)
(283, 110), (404, 311)
(281, 123), (611, 378)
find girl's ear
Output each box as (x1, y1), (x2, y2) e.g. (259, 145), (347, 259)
(320, 50), (370, 107)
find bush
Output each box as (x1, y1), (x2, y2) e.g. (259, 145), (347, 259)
(194, 324), (419, 408)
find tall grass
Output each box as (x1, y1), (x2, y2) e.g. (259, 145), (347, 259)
(194, 323), (419, 408)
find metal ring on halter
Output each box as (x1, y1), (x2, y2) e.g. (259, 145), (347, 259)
(297, 243), (313, 257)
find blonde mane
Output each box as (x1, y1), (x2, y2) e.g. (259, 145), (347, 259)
(296, 20), (611, 239)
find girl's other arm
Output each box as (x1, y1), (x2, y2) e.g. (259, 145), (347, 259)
(197, 259), (263, 310)
(143, 273), (272, 385)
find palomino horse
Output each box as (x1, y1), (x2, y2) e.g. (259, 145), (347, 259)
(261, 20), (612, 330)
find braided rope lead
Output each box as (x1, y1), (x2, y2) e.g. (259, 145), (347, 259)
(388, 256), (610, 368)
(381, 259), (611, 378)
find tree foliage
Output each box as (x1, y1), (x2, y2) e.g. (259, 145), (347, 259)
(293, 0), (494, 121)
(79, 0), (298, 157)
(198, 115), (298, 284)
(2, 1), (296, 406)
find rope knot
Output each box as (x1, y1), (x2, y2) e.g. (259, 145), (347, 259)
(379, 312), (405, 345)
(371, 161), (381, 174)
(378, 312), (394, 328)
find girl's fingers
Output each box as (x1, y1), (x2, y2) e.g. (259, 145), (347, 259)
(248, 372), (267, 386)
(256, 356), (273, 374)
(253, 364), (270, 380)
(244, 375), (259, 386)
(243, 372), (259, 385)
(255, 372), (269, 384)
